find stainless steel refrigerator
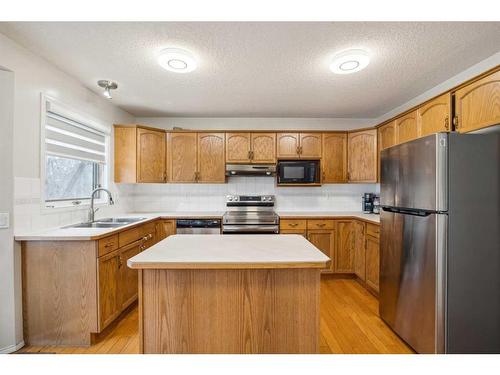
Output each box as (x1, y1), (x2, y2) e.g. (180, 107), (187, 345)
(379, 131), (500, 354)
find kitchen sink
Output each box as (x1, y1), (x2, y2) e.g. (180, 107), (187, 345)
(64, 217), (146, 229)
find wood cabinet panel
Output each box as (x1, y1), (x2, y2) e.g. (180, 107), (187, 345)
(347, 129), (377, 183)
(280, 219), (307, 230)
(98, 234), (119, 257)
(322, 133), (347, 183)
(299, 133), (322, 158)
(155, 219), (176, 242)
(197, 133), (225, 183)
(378, 122), (396, 151)
(277, 133), (300, 158)
(417, 93), (451, 137)
(307, 229), (335, 273)
(120, 242), (143, 310)
(307, 219), (334, 230)
(114, 127), (137, 183)
(251, 133), (276, 163)
(280, 229), (307, 237)
(168, 133), (197, 183)
(137, 128), (166, 183)
(334, 221), (355, 273)
(366, 223), (380, 238)
(395, 111), (418, 144)
(365, 235), (380, 292)
(454, 70), (500, 133)
(98, 249), (121, 330)
(226, 133), (251, 163)
(353, 221), (366, 281)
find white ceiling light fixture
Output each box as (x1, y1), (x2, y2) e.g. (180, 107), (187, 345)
(330, 49), (370, 75)
(158, 48), (197, 73)
(97, 80), (118, 99)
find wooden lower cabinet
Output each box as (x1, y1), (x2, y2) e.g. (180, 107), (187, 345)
(97, 249), (122, 329)
(119, 241), (143, 310)
(334, 221), (355, 273)
(365, 234), (380, 292)
(353, 221), (366, 281)
(307, 229), (335, 273)
(280, 229), (307, 237)
(155, 219), (176, 242)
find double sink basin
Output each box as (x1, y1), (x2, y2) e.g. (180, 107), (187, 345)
(65, 217), (146, 229)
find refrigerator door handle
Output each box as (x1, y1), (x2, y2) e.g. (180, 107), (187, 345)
(381, 206), (432, 217)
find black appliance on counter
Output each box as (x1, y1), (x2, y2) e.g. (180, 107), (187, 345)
(362, 193), (375, 213)
(277, 160), (320, 185)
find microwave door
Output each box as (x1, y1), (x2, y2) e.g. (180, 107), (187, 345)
(283, 165), (305, 182)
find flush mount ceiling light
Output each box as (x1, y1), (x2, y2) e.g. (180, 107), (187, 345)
(157, 48), (197, 73)
(330, 49), (370, 75)
(97, 80), (118, 99)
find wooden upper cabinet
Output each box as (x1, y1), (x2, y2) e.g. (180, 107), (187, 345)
(454, 70), (500, 133)
(417, 93), (451, 137)
(168, 133), (197, 183)
(347, 129), (377, 183)
(251, 133), (276, 163)
(395, 110), (418, 144)
(322, 133), (347, 183)
(226, 133), (251, 163)
(137, 128), (166, 183)
(114, 125), (166, 183)
(378, 122), (396, 151)
(335, 221), (355, 273)
(277, 133), (300, 158)
(197, 133), (225, 183)
(299, 133), (322, 158)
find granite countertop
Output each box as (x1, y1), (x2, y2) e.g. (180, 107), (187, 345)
(128, 234), (329, 269)
(14, 210), (379, 241)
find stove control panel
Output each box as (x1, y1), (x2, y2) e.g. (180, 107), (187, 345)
(226, 195), (275, 205)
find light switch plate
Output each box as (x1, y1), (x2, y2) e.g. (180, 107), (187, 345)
(0, 213), (9, 229)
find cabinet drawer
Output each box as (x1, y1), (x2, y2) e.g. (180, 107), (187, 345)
(142, 222), (156, 248)
(98, 234), (119, 257)
(280, 219), (307, 230)
(366, 223), (380, 238)
(119, 225), (145, 248)
(280, 229), (307, 237)
(307, 219), (334, 230)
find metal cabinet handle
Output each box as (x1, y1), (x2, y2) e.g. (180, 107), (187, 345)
(118, 255), (123, 268)
(104, 243), (113, 248)
(247, 150), (251, 159)
(317, 223), (326, 227)
(453, 116), (459, 129)
(444, 116), (449, 130)
(289, 223), (298, 227)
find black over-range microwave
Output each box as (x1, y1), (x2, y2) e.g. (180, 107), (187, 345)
(277, 160), (320, 184)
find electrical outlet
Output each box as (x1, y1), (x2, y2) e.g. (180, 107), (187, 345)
(0, 213), (10, 229)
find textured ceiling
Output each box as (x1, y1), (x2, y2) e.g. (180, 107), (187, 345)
(1, 22), (499, 118)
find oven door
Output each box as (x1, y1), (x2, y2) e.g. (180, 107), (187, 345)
(277, 161), (319, 184)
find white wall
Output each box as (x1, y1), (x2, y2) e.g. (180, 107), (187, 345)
(0, 32), (135, 353)
(136, 117), (371, 131)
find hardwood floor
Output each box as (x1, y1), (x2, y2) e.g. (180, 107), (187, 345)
(17, 278), (413, 354)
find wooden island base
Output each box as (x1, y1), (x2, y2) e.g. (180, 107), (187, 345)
(139, 268), (321, 354)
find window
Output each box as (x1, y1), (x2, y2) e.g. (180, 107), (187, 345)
(42, 98), (108, 207)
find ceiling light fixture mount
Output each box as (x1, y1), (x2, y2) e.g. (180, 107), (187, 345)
(157, 48), (197, 73)
(330, 49), (370, 75)
(97, 80), (118, 99)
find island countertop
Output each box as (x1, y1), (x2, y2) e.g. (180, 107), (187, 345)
(128, 234), (329, 269)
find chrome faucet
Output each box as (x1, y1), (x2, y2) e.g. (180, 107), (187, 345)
(88, 187), (114, 222)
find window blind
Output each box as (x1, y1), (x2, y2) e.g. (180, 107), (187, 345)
(45, 110), (106, 163)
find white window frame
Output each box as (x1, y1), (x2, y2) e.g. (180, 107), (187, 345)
(40, 94), (111, 212)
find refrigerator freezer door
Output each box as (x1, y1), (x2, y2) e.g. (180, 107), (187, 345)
(379, 209), (447, 354)
(380, 133), (448, 212)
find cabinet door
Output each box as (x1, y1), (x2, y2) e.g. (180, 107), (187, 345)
(417, 93), (451, 137)
(365, 235), (380, 292)
(299, 133), (322, 158)
(98, 250), (121, 330)
(120, 242), (143, 310)
(137, 128), (166, 183)
(334, 221), (355, 273)
(454, 70), (500, 133)
(378, 122), (396, 151)
(114, 126), (137, 183)
(347, 129), (377, 183)
(322, 133), (347, 183)
(155, 219), (176, 242)
(198, 133), (225, 183)
(395, 111), (418, 144)
(276, 133), (300, 158)
(226, 133), (251, 163)
(168, 133), (197, 183)
(251, 133), (276, 163)
(307, 229), (335, 273)
(353, 221), (366, 281)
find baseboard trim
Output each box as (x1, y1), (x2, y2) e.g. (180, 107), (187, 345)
(0, 340), (25, 354)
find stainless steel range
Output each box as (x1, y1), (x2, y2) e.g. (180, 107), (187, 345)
(222, 195), (279, 234)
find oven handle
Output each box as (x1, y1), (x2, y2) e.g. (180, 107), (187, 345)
(222, 225), (279, 233)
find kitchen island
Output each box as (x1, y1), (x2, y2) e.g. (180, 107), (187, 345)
(128, 234), (329, 354)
